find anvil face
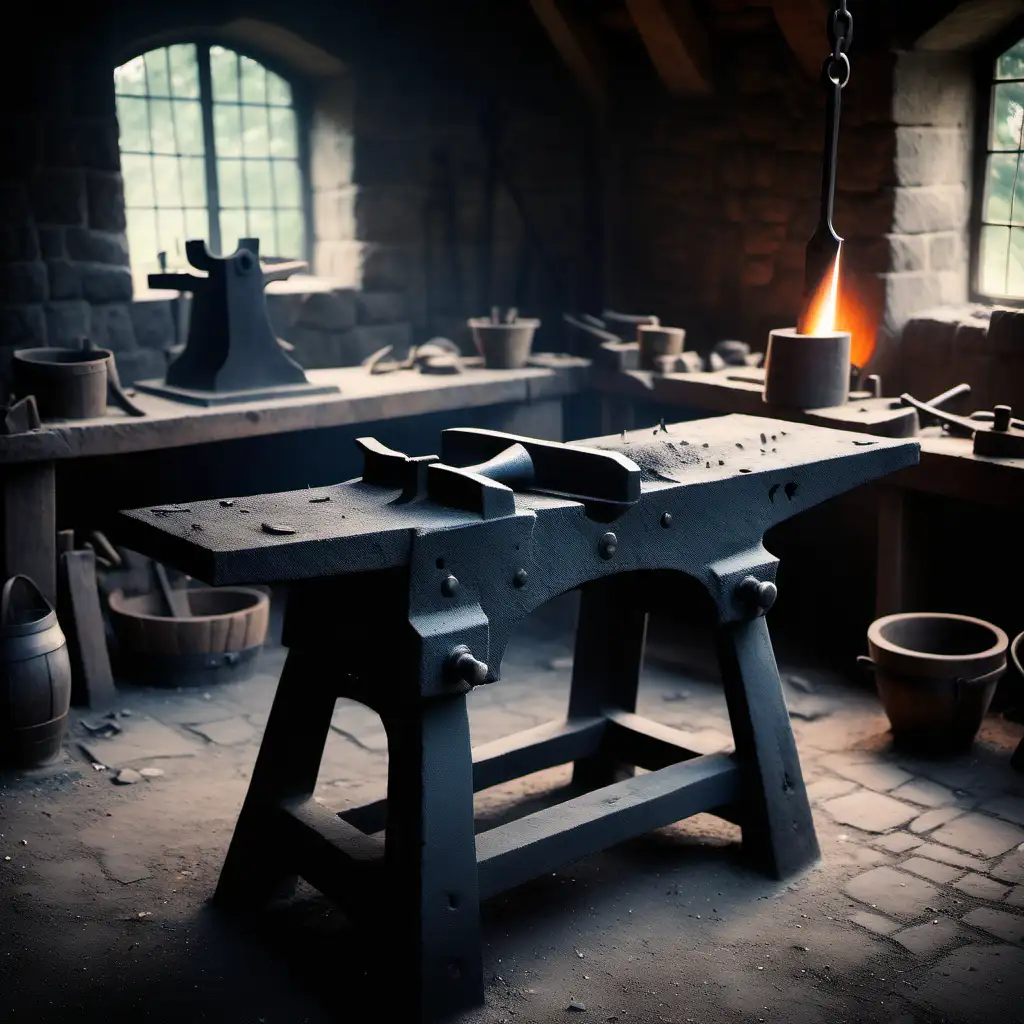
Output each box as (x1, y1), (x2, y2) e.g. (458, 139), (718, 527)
(115, 414), (919, 596)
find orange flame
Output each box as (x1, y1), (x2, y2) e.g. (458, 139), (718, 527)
(797, 249), (841, 336)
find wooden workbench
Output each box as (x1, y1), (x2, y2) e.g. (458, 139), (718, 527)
(0, 356), (590, 604)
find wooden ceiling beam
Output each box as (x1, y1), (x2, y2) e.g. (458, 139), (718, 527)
(528, 0), (609, 115)
(770, 0), (829, 80)
(625, 0), (712, 96)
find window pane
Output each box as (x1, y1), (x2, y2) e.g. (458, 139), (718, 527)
(185, 209), (209, 245)
(245, 160), (274, 207)
(997, 40), (1024, 80)
(242, 104), (270, 157)
(157, 209), (186, 259)
(149, 98), (177, 154)
(116, 95), (150, 152)
(168, 44), (199, 98)
(173, 99), (204, 156)
(217, 159), (245, 206)
(990, 82), (1024, 150)
(248, 209), (277, 254)
(213, 103), (242, 157)
(240, 56), (267, 104)
(979, 224), (1010, 295)
(211, 46), (239, 102)
(122, 153), (155, 208)
(220, 210), (249, 254)
(272, 160), (302, 207)
(984, 153), (1024, 223)
(152, 156), (182, 207)
(269, 106), (298, 157)
(115, 55), (147, 96)
(267, 70), (291, 107)
(277, 208), (303, 258)
(145, 49), (171, 98)
(1009, 227), (1024, 296)
(180, 157), (206, 207)
(127, 212), (159, 270)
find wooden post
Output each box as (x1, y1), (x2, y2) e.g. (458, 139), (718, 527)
(214, 645), (337, 908)
(876, 485), (911, 618)
(381, 694), (483, 1020)
(1, 462), (57, 605)
(568, 575), (648, 789)
(717, 615), (819, 879)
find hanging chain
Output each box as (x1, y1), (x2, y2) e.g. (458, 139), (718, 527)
(825, 0), (853, 88)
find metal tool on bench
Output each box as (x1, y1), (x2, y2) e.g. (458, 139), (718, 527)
(900, 388), (1024, 458)
(114, 416), (920, 1023)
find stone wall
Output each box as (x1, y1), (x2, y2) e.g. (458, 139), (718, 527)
(0, 30), (165, 391)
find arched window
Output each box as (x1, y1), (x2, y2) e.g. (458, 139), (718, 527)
(114, 43), (307, 288)
(976, 37), (1024, 299)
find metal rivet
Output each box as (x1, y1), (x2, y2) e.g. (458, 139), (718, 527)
(738, 576), (778, 613)
(447, 645), (488, 686)
(513, 569), (528, 588)
(441, 575), (459, 597)
(598, 532), (618, 559)
(660, 513), (673, 528)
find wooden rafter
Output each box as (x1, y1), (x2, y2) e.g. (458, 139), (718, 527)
(770, 0), (829, 80)
(625, 0), (712, 96)
(528, 0), (608, 114)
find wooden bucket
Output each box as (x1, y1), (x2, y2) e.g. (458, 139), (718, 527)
(12, 347), (111, 420)
(0, 575), (72, 768)
(108, 587), (270, 687)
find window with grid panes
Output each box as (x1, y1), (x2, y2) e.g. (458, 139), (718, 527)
(978, 38), (1024, 299)
(114, 43), (306, 288)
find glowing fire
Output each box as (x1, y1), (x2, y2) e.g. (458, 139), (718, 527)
(797, 249), (841, 336)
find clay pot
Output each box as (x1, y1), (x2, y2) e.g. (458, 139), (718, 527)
(108, 586), (270, 687)
(0, 576), (72, 768)
(13, 347), (112, 420)
(864, 613), (1008, 755)
(468, 319), (540, 369)
(637, 326), (685, 371)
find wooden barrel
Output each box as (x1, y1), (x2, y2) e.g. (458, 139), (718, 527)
(108, 587), (270, 687)
(0, 576), (72, 768)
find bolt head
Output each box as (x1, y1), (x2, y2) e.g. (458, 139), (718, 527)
(738, 575), (777, 612)
(599, 532), (618, 559)
(441, 575), (459, 597)
(513, 569), (528, 588)
(660, 512), (673, 528)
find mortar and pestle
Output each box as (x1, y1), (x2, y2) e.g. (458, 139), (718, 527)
(12, 339), (145, 421)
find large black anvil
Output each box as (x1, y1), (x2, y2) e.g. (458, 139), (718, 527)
(136, 238), (338, 406)
(115, 414), (919, 1022)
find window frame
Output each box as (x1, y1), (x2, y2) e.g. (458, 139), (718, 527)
(969, 17), (1024, 307)
(113, 34), (315, 267)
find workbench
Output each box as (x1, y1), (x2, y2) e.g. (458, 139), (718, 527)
(0, 356), (589, 606)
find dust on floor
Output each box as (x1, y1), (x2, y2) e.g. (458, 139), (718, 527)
(2, 621), (1023, 1024)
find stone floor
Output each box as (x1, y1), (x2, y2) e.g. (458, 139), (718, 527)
(2, 600), (1024, 1024)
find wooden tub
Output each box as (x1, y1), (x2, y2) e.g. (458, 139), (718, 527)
(108, 587), (270, 687)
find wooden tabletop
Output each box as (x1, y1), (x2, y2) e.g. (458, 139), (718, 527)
(593, 366), (918, 436)
(0, 355), (590, 465)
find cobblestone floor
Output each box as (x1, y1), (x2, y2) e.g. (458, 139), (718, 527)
(2, 600), (1023, 1024)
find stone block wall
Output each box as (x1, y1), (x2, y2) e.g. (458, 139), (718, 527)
(608, 18), (901, 367)
(0, 34), (164, 393)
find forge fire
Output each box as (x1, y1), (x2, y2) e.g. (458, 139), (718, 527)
(1, 2), (1023, 1024)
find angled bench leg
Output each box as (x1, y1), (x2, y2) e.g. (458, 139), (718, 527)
(568, 576), (648, 790)
(381, 693), (483, 1022)
(717, 615), (820, 879)
(214, 646), (336, 909)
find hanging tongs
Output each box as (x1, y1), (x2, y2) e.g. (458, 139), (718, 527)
(797, 1), (853, 333)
